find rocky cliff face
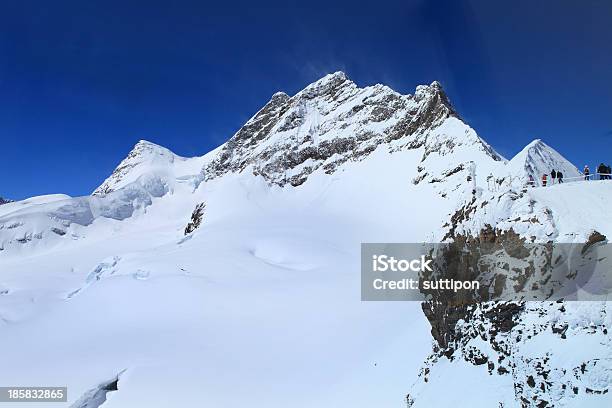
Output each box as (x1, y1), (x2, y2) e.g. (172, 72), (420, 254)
(204, 72), (502, 188)
(407, 180), (612, 407)
(411, 298), (611, 407)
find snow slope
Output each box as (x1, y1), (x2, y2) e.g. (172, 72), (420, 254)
(0, 72), (610, 408)
(0, 155), (448, 407)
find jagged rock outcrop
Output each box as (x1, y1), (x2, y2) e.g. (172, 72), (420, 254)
(411, 298), (611, 407)
(0, 197), (12, 205)
(408, 181), (612, 407)
(204, 72), (502, 187)
(184, 202), (205, 235)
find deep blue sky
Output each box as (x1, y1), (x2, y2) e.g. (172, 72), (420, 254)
(1, 0), (611, 200)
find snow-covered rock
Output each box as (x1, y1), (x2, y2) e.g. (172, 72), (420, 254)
(204, 71), (503, 189)
(411, 164), (612, 408)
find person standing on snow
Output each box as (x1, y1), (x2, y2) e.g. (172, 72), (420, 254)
(584, 165), (590, 180)
(557, 171), (564, 183)
(598, 163), (606, 180)
(551, 169), (557, 185)
(542, 174), (548, 187)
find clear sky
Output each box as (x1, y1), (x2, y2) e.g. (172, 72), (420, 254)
(1, 0), (611, 200)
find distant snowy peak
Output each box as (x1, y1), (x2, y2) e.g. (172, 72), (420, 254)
(93, 140), (184, 196)
(204, 71), (501, 187)
(0, 196), (12, 205)
(508, 139), (580, 183)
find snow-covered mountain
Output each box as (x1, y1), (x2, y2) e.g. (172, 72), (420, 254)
(93, 140), (210, 196)
(0, 196), (11, 205)
(1, 72), (610, 408)
(507, 139), (581, 185)
(204, 72), (502, 188)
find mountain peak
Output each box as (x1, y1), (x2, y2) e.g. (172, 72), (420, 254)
(508, 138), (580, 182)
(413, 80), (455, 115)
(308, 71), (348, 87)
(93, 140), (181, 196)
(270, 91), (289, 102)
(524, 138), (544, 148)
(135, 139), (160, 147)
(131, 139), (170, 153)
(204, 73), (496, 187)
(298, 71), (353, 100)
(430, 80), (442, 88)
(415, 80), (444, 93)
(518, 139), (555, 156)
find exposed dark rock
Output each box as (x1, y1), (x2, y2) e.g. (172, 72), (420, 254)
(483, 303), (524, 333)
(412, 213), (611, 408)
(184, 202), (206, 235)
(527, 375), (536, 387)
(385, 82), (458, 144)
(71, 373), (122, 408)
(51, 227), (67, 236)
(582, 231), (607, 255)
(552, 323), (569, 338)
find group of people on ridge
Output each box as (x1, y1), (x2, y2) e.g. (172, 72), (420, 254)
(526, 163), (612, 187)
(584, 163), (612, 180)
(537, 169), (564, 187)
(527, 163), (612, 187)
